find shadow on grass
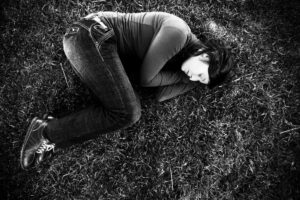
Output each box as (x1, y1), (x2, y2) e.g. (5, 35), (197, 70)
(233, 0), (300, 199)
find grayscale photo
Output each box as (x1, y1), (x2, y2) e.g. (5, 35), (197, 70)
(1, 0), (299, 199)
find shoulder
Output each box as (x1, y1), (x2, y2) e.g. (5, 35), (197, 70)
(146, 12), (191, 33)
(162, 13), (191, 35)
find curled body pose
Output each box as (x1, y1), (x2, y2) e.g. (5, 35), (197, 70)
(20, 12), (233, 169)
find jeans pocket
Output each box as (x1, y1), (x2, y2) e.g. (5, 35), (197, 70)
(91, 23), (114, 43)
(93, 23), (109, 34)
(90, 25), (115, 61)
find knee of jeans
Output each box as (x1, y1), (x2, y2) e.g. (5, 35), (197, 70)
(63, 38), (72, 57)
(125, 103), (141, 125)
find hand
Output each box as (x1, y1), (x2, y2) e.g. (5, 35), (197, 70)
(179, 72), (190, 84)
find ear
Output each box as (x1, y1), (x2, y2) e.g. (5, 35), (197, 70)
(200, 53), (210, 61)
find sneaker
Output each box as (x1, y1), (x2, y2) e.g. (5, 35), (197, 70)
(20, 116), (55, 170)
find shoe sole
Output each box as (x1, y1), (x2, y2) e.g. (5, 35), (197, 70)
(20, 117), (38, 170)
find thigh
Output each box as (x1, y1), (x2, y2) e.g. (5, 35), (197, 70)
(63, 21), (139, 114)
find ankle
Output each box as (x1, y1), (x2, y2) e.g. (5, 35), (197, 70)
(42, 126), (54, 143)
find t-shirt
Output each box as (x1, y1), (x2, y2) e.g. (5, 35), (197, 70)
(91, 12), (200, 101)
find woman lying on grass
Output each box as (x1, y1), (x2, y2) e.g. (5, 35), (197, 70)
(20, 11), (233, 169)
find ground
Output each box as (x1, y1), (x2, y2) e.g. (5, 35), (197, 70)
(0, 0), (300, 199)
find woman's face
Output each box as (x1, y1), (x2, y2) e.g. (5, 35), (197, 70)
(181, 53), (210, 84)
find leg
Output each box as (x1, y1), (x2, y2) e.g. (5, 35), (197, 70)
(46, 20), (141, 144)
(20, 19), (141, 169)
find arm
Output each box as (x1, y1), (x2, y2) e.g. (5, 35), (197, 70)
(142, 70), (189, 87)
(140, 25), (189, 86)
(155, 82), (197, 102)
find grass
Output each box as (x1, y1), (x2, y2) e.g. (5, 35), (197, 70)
(1, 0), (300, 199)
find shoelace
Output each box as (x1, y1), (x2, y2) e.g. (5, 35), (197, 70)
(36, 141), (55, 154)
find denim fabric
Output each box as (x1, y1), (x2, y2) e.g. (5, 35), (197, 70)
(46, 19), (141, 144)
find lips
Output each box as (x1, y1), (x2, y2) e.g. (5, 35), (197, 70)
(187, 71), (192, 78)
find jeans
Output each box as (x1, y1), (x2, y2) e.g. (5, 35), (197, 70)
(46, 19), (141, 144)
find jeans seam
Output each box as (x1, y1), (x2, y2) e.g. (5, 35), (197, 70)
(88, 26), (105, 62)
(87, 24), (126, 111)
(66, 19), (126, 114)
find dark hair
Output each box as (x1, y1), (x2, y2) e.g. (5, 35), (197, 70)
(166, 38), (234, 88)
(199, 40), (234, 88)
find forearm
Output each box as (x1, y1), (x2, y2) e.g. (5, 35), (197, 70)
(156, 82), (197, 102)
(139, 25), (188, 86)
(141, 71), (189, 87)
